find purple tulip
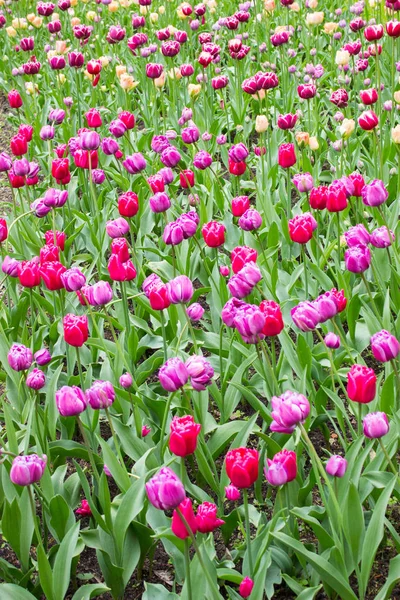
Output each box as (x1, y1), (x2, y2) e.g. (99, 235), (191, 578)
(106, 217), (130, 238)
(182, 125), (200, 144)
(13, 158), (30, 177)
(370, 226), (395, 248)
(109, 119), (127, 138)
(160, 146), (181, 168)
(324, 332), (340, 349)
(221, 298), (246, 327)
(26, 368), (46, 390)
(228, 143), (249, 163)
(238, 209), (262, 231)
(292, 172), (314, 193)
(193, 150), (213, 170)
(86, 380), (115, 409)
(167, 275), (194, 304)
(7, 343), (33, 371)
(151, 135), (170, 154)
(176, 212), (199, 238)
(163, 221), (184, 245)
(123, 153), (147, 174)
(186, 303), (204, 321)
(92, 169), (105, 184)
(228, 263), (262, 299)
(146, 467), (186, 510)
(40, 125), (55, 140)
(34, 348), (52, 366)
(326, 455), (347, 477)
(225, 484), (241, 501)
(101, 137), (120, 155)
(363, 411), (390, 438)
(142, 273), (162, 298)
(10, 454), (47, 486)
(86, 281), (113, 306)
(119, 373), (133, 388)
(186, 355), (214, 390)
(61, 268), (86, 292)
(0, 152), (13, 172)
(56, 385), (88, 416)
(158, 357), (189, 391)
(233, 303), (265, 344)
(344, 224), (371, 247)
(361, 179), (388, 207)
(149, 192), (171, 213)
(370, 330), (400, 362)
(43, 188), (68, 208)
(344, 245), (371, 273)
(270, 390), (310, 434)
(291, 301), (320, 331)
(313, 292), (338, 322)
(2, 256), (20, 277)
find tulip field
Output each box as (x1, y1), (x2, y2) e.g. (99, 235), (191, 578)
(2, 0), (400, 598)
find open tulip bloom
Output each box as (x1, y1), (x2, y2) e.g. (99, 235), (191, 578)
(1, 1), (400, 598)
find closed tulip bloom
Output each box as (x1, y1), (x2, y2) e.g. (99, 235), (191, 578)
(40, 244), (59, 264)
(231, 246), (257, 274)
(63, 314), (88, 347)
(152, 135), (170, 154)
(344, 224), (371, 247)
(86, 281), (113, 306)
(222, 298), (246, 327)
(345, 245), (371, 273)
(8, 89), (23, 109)
(142, 274), (162, 298)
(0, 152), (13, 172)
(167, 275), (194, 304)
(229, 159), (247, 176)
(159, 357), (189, 391)
(358, 110), (378, 130)
(109, 120), (127, 139)
(108, 255), (136, 281)
(0, 218), (7, 243)
(26, 368), (46, 390)
(202, 221), (225, 247)
(364, 24), (384, 41)
(149, 284), (171, 311)
(171, 498), (197, 539)
(196, 502), (225, 533)
(118, 191), (139, 217)
(360, 88), (378, 105)
(278, 143), (296, 168)
(193, 150), (213, 170)
(239, 577), (254, 599)
(370, 330), (400, 362)
(123, 153), (147, 174)
(118, 111), (135, 130)
(231, 195), (250, 217)
(347, 364), (376, 403)
(326, 455), (348, 477)
(387, 21), (400, 37)
(291, 301), (320, 331)
(265, 449), (297, 486)
(181, 126), (200, 144)
(8, 343), (33, 371)
(363, 412), (390, 438)
(298, 84), (317, 99)
(288, 212), (317, 243)
(186, 355), (214, 390)
(370, 226), (395, 248)
(326, 183), (348, 212)
(225, 447), (259, 488)
(313, 291), (339, 322)
(13, 158), (30, 177)
(149, 192), (171, 213)
(325, 332), (340, 349)
(233, 303), (265, 343)
(169, 415), (201, 456)
(270, 391), (310, 433)
(10, 454), (47, 486)
(2, 256), (19, 277)
(239, 209), (262, 231)
(18, 260), (41, 288)
(186, 303), (204, 321)
(361, 179), (388, 206)
(163, 221), (185, 246)
(106, 218), (130, 239)
(330, 88), (349, 108)
(225, 484), (241, 501)
(40, 261), (66, 291)
(56, 385), (88, 416)
(10, 134), (28, 156)
(34, 348), (52, 366)
(228, 143), (249, 163)
(259, 300), (284, 336)
(176, 212), (199, 239)
(292, 172), (314, 193)
(309, 185), (328, 210)
(86, 380), (115, 409)
(160, 146), (181, 168)
(111, 238), (130, 263)
(119, 373), (133, 388)
(146, 467), (186, 510)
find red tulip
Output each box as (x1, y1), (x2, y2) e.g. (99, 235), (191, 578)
(8, 89), (23, 109)
(171, 498), (197, 539)
(10, 134), (28, 156)
(196, 502), (225, 533)
(309, 185), (328, 210)
(169, 415), (201, 457)
(149, 284), (171, 311)
(259, 300), (284, 336)
(202, 221), (225, 247)
(179, 169), (195, 188)
(231, 246), (257, 274)
(326, 183), (348, 212)
(18, 260), (41, 287)
(118, 191), (139, 217)
(63, 313), (89, 347)
(278, 143), (296, 168)
(358, 110), (378, 130)
(347, 364), (376, 403)
(225, 447), (259, 489)
(229, 159), (247, 176)
(40, 261), (66, 290)
(107, 254), (136, 281)
(359, 88), (378, 105)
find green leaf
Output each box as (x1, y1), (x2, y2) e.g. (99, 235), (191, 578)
(297, 586), (323, 600)
(343, 482), (364, 566)
(52, 522), (80, 600)
(272, 533), (358, 600)
(143, 583), (179, 599)
(48, 494), (76, 542)
(37, 543), (55, 600)
(71, 584), (111, 600)
(114, 478), (146, 554)
(98, 437), (131, 493)
(359, 476), (396, 598)
(0, 585), (38, 600)
(375, 554), (400, 600)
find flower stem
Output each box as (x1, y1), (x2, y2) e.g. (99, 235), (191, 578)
(378, 438), (400, 484)
(159, 392), (176, 460)
(243, 489), (254, 578)
(76, 416), (100, 484)
(184, 538), (193, 600)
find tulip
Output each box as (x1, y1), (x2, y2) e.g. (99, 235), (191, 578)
(179, 170), (195, 189)
(193, 150), (213, 170)
(228, 263), (262, 300)
(107, 255), (136, 281)
(118, 192), (139, 217)
(182, 126), (200, 144)
(292, 173), (314, 193)
(169, 415), (201, 457)
(146, 467), (186, 510)
(76, 499), (92, 516)
(26, 368), (46, 390)
(228, 143), (249, 163)
(167, 275), (194, 304)
(313, 291), (339, 322)
(225, 447), (259, 488)
(324, 332), (340, 349)
(123, 153), (147, 174)
(278, 143), (296, 168)
(186, 303), (204, 321)
(239, 577), (254, 598)
(171, 498), (197, 539)
(364, 24), (384, 41)
(370, 330), (400, 362)
(8, 89), (23, 109)
(8, 343), (33, 371)
(231, 195), (250, 217)
(265, 449), (297, 486)
(358, 110), (378, 130)
(259, 300), (284, 336)
(186, 355), (214, 390)
(10, 134), (28, 156)
(270, 391), (310, 434)
(202, 221), (225, 247)
(347, 364), (376, 403)
(111, 238), (130, 263)
(149, 192), (171, 213)
(63, 314), (88, 347)
(363, 412), (390, 439)
(326, 455), (347, 477)
(361, 179), (388, 206)
(34, 348), (52, 366)
(239, 209), (262, 231)
(330, 88), (349, 108)
(196, 502), (225, 533)
(176, 212), (199, 239)
(225, 484), (241, 501)
(149, 284), (171, 311)
(40, 244), (59, 264)
(109, 120), (127, 138)
(118, 111), (135, 130)
(291, 301), (320, 331)
(0, 153), (13, 172)
(160, 146), (181, 168)
(86, 281), (113, 306)
(56, 385), (88, 416)
(86, 380), (115, 409)
(326, 183), (348, 212)
(288, 212), (317, 243)
(344, 224), (371, 247)
(159, 357), (189, 392)
(345, 245), (371, 273)
(40, 261), (66, 291)
(163, 222), (185, 246)
(10, 454), (47, 486)
(231, 246), (257, 274)
(18, 260), (41, 288)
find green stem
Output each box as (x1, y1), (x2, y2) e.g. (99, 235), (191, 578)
(243, 489), (254, 578)
(160, 311), (168, 362)
(104, 407), (123, 463)
(301, 245), (308, 298)
(75, 347), (85, 390)
(28, 485), (42, 547)
(119, 282), (131, 340)
(184, 538), (193, 600)
(378, 438), (400, 484)
(159, 392), (176, 460)
(77, 416), (100, 484)
(360, 273), (383, 327)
